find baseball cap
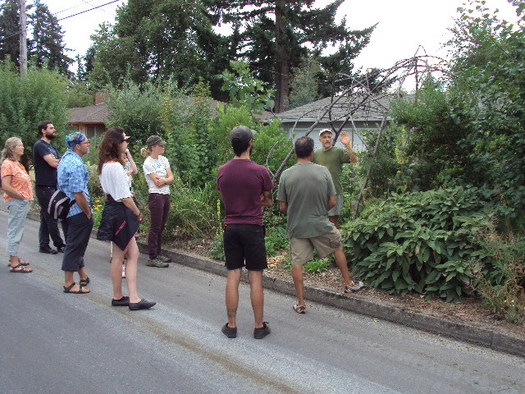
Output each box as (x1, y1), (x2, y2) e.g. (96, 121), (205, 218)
(230, 125), (256, 142)
(146, 135), (165, 146)
(319, 128), (333, 137)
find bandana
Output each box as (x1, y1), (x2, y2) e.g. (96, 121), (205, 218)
(65, 132), (87, 149)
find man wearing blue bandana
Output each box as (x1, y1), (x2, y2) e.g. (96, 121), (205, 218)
(57, 132), (93, 294)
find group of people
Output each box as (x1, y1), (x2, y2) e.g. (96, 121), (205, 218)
(1, 122), (175, 311)
(1, 122), (364, 334)
(216, 126), (364, 339)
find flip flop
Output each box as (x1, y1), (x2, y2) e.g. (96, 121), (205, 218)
(63, 282), (90, 294)
(9, 263), (32, 273)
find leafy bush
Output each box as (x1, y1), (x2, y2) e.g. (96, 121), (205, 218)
(304, 259), (331, 274)
(0, 62), (69, 168)
(342, 187), (491, 301)
(469, 230), (525, 323)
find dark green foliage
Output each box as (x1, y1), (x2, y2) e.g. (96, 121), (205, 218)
(0, 0), (72, 75)
(342, 187), (491, 302)
(0, 62), (68, 168)
(29, 1), (73, 76)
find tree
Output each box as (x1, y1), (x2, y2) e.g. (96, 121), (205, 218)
(87, 0), (229, 92)
(29, 0), (73, 76)
(288, 57), (321, 109)
(0, 0), (72, 75)
(204, 0), (374, 112)
(0, 0), (21, 65)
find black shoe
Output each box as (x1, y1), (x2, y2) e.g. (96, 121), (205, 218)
(222, 323), (237, 338)
(111, 296), (130, 307)
(39, 246), (57, 254)
(128, 299), (156, 311)
(56, 245), (66, 253)
(254, 322), (270, 339)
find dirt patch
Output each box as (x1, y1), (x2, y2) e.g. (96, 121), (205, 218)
(168, 237), (525, 339)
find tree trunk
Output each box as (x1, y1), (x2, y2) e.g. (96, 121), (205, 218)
(274, 0), (289, 113)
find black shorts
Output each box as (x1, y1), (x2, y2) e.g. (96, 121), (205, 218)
(223, 224), (267, 271)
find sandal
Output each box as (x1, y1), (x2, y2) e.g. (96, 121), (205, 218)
(18, 259), (30, 266)
(9, 263), (32, 273)
(79, 277), (90, 287)
(293, 304), (306, 314)
(63, 282), (90, 294)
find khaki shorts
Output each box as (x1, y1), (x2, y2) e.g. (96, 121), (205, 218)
(289, 227), (341, 266)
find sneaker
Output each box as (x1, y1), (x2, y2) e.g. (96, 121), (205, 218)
(157, 255), (172, 263)
(344, 281), (365, 293)
(39, 246), (57, 254)
(122, 263), (126, 278)
(146, 258), (169, 268)
(293, 304), (306, 314)
(253, 322), (270, 339)
(221, 323), (237, 338)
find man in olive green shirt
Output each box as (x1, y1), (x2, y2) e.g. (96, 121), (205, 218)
(313, 129), (358, 228)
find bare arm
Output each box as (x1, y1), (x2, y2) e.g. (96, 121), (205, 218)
(1, 176), (25, 199)
(73, 191), (92, 219)
(340, 132), (358, 163)
(125, 150), (138, 175)
(260, 191), (272, 207)
(42, 153), (60, 168)
(279, 201), (288, 213)
(327, 195), (337, 211)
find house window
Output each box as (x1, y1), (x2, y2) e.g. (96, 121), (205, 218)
(86, 125), (105, 138)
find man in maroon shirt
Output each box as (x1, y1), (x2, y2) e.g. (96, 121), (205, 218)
(216, 126), (273, 339)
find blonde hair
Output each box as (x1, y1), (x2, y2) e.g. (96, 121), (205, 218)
(1, 137), (22, 161)
(141, 146), (153, 158)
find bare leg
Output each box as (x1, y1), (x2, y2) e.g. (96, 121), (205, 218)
(225, 268), (241, 328)
(78, 267), (88, 282)
(292, 265), (306, 306)
(123, 239), (140, 303)
(334, 246), (353, 286)
(111, 243), (125, 301)
(248, 270), (264, 328)
(329, 215), (339, 228)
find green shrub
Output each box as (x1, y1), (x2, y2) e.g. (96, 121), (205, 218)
(264, 225), (288, 257)
(304, 259), (331, 274)
(469, 230), (525, 323)
(342, 187), (491, 301)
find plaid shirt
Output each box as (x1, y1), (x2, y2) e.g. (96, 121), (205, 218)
(57, 150), (91, 218)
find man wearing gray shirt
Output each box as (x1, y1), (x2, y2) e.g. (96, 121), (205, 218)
(277, 137), (364, 314)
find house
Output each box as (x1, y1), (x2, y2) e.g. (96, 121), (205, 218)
(68, 92), (109, 138)
(271, 95), (395, 151)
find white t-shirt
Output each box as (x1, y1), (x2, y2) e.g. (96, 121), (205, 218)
(143, 155), (170, 194)
(100, 162), (132, 202)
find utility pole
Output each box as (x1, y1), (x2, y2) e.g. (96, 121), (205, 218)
(19, 0), (27, 75)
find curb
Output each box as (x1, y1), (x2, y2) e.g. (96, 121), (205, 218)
(20, 208), (525, 358)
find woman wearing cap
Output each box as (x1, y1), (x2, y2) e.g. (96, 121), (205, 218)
(97, 127), (156, 310)
(141, 135), (174, 268)
(1, 137), (33, 273)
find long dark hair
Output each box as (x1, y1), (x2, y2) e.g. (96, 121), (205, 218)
(98, 127), (126, 174)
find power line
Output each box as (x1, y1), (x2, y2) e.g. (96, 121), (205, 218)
(57, 0), (120, 21)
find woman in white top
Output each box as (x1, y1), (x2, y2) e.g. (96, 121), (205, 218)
(97, 127), (155, 311)
(141, 135), (174, 268)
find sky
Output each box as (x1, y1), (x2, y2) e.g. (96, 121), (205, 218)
(41, 0), (521, 70)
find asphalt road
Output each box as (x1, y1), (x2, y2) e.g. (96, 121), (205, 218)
(1, 210), (524, 393)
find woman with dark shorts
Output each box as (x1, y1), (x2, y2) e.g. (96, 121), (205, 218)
(97, 127), (155, 310)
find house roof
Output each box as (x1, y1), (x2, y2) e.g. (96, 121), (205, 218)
(67, 99), (272, 125)
(68, 102), (109, 125)
(274, 95), (396, 124)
